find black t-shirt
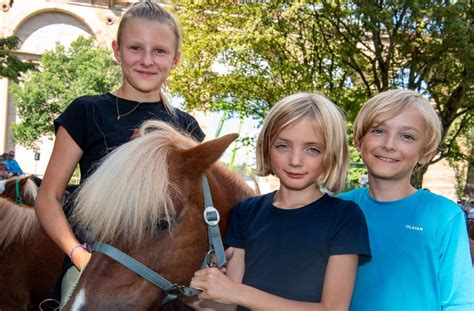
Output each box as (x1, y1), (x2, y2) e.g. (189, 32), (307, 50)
(225, 192), (371, 310)
(54, 92), (205, 181)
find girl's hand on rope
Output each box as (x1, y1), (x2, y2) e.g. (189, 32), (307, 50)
(190, 267), (239, 305)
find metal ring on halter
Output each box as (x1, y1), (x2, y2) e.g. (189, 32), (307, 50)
(203, 206), (220, 226)
(39, 298), (60, 311)
(204, 249), (219, 267)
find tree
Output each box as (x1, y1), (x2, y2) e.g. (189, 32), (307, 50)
(462, 126), (474, 198)
(11, 36), (121, 148)
(170, 1), (473, 187)
(0, 36), (36, 82)
(317, 0), (473, 187)
(172, 1), (366, 120)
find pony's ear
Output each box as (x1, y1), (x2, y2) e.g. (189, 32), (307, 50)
(20, 176), (29, 185)
(181, 133), (238, 172)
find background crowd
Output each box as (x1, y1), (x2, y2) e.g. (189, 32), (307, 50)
(0, 150), (24, 179)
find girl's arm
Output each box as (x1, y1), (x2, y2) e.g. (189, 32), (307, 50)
(192, 254), (358, 311)
(35, 126), (90, 269)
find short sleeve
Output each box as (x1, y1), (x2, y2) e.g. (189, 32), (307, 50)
(184, 114), (205, 142)
(329, 201), (371, 265)
(224, 201), (247, 249)
(54, 98), (88, 150)
(438, 212), (474, 310)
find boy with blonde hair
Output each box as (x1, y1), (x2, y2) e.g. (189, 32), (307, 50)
(339, 89), (474, 310)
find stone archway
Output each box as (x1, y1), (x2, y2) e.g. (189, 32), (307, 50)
(15, 11), (94, 55)
(6, 10), (96, 175)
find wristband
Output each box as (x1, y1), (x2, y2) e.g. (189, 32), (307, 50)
(69, 243), (92, 260)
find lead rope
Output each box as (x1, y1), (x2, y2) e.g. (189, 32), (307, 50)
(91, 174), (226, 306)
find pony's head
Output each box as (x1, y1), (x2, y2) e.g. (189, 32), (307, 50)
(64, 120), (254, 309)
(0, 176), (38, 207)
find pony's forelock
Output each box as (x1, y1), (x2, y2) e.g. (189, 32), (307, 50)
(22, 177), (38, 203)
(72, 121), (196, 245)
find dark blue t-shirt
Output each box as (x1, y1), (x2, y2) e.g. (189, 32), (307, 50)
(224, 192), (371, 310)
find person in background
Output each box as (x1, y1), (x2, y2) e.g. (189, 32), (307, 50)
(468, 200), (474, 223)
(4, 150), (24, 176)
(338, 89), (474, 310)
(0, 154), (8, 179)
(35, 0), (205, 304)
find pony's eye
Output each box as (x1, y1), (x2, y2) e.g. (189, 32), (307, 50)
(157, 219), (169, 231)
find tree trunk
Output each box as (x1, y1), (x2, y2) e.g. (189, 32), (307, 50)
(412, 165), (429, 189)
(464, 145), (474, 199)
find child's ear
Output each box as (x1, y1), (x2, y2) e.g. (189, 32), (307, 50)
(355, 141), (362, 152)
(418, 150), (437, 166)
(112, 40), (121, 64)
(171, 51), (181, 69)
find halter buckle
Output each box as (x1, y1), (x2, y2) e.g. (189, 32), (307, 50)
(166, 284), (202, 299)
(203, 206), (220, 226)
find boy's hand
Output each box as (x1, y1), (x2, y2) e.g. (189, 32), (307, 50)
(190, 267), (238, 305)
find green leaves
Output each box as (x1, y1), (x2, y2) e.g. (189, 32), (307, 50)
(170, 0), (473, 188)
(0, 36), (36, 83)
(11, 36), (120, 147)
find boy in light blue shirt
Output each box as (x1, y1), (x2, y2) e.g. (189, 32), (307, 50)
(339, 89), (474, 311)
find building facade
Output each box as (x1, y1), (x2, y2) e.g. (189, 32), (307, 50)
(0, 0), (136, 175)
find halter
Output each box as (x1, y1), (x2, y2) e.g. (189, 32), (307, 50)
(15, 177), (24, 205)
(92, 174), (226, 305)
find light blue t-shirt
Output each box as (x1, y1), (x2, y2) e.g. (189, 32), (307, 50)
(338, 188), (474, 311)
(4, 159), (23, 175)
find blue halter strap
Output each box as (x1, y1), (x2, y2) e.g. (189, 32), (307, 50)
(15, 177), (24, 205)
(92, 174), (226, 305)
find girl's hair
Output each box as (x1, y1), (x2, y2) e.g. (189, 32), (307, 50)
(353, 89), (442, 160)
(256, 92), (349, 193)
(117, 0), (181, 113)
(117, 0), (182, 50)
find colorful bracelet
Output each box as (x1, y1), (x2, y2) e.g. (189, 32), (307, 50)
(69, 243), (92, 260)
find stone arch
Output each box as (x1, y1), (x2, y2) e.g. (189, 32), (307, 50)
(13, 9), (96, 55)
(5, 9), (98, 155)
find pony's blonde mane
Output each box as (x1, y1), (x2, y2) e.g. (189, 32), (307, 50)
(72, 120), (197, 244)
(21, 177), (38, 203)
(0, 197), (39, 250)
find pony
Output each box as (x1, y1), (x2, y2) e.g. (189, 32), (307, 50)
(62, 120), (255, 310)
(0, 175), (38, 207)
(0, 176), (64, 310)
